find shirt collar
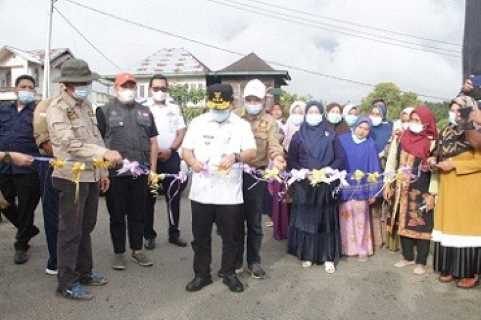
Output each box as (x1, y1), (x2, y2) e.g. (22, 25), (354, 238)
(62, 91), (83, 109)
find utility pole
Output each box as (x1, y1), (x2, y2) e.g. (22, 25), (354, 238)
(42, 0), (55, 99)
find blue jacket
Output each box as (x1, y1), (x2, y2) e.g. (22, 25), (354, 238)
(0, 101), (40, 174)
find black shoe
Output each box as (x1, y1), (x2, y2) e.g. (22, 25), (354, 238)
(223, 274), (244, 293)
(248, 263), (266, 279)
(169, 238), (187, 247)
(185, 276), (213, 292)
(144, 238), (156, 250)
(14, 250), (29, 265)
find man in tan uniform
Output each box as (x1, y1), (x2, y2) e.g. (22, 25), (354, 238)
(46, 59), (122, 300)
(234, 79), (286, 279)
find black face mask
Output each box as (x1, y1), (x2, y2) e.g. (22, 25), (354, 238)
(468, 87), (481, 100)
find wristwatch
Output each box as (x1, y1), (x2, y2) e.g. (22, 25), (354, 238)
(234, 153), (241, 163)
(3, 152), (12, 163)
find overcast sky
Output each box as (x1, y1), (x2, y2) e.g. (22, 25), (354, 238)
(0, 0), (465, 104)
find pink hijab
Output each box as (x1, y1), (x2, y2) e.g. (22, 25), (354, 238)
(283, 100), (306, 151)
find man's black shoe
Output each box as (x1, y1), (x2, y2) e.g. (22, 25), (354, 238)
(185, 276), (213, 292)
(223, 274), (244, 293)
(169, 238), (187, 247)
(14, 250), (28, 265)
(248, 263), (266, 279)
(144, 238), (156, 250)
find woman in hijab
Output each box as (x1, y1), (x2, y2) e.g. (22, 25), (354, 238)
(287, 101), (345, 273)
(342, 103), (360, 128)
(369, 99), (394, 250)
(384, 105), (437, 275)
(383, 106), (415, 252)
(338, 117), (382, 261)
(326, 102), (350, 135)
(433, 96), (481, 289)
(283, 101), (306, 151)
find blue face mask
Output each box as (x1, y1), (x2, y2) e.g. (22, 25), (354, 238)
(245, 103), (263, 115)
(211, 109), (231, 123)
(17, 90), (35, 104)
(327, 112), (342, 124)
(352, 133), (367, 144)
(344, 114), (358, 127)
(305, 114), (323, 126)
(73, 84), (92, 100)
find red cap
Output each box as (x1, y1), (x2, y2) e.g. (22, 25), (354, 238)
(114, 73), (137, 87)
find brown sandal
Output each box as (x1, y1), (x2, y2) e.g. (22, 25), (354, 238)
(439, 274), (454, 283)
(456, 278), (479, 289)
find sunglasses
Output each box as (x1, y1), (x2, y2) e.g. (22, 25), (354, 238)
(151, 87), (168, 93)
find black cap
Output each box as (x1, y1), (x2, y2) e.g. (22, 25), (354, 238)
(207, 83), (233, 110)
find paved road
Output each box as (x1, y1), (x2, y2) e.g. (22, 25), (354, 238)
(1, 198), (480, 320)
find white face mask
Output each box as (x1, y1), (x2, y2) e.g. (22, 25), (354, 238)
(245, 102), (263, 115)
(370, 115), (383, 127)
(72, 84), (92, 100)
(289, 114), (304, 126)
(409, 122), (424, 134)
(352, 133), (367, 144)
(152, 90), (167, 103)
(448, 111), (458, 126)
(327, 112), (342, 124)
(118, 88), (136, 103)
(306, 114), (323, 126)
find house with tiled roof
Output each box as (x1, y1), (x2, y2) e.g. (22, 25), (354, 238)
(0, 46), (74, 100)
(207, 52), (290, 107)
(105, 48), (210, 107)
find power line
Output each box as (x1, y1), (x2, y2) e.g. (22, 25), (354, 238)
(60, 0), (451, 101)
(242, 0), (462, 48)
(205, 0), (461, 58)
(53, 6), (122, 70)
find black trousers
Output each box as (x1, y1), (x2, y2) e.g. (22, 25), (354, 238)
(36, 161), (59, 270)
(106, 175), (148, 253)
(52, 178), (99, 291)
(144, 152), (186, 241)
(236, 173), (265, 267)
(191, 201), (243, 278)
(0, 173), (41, 250)
(400, 236), (430, 265)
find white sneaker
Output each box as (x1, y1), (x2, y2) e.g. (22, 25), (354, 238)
(324, 262), (336, 274)
(301, 261), (312, 268)
(45, 268), (58, 276)
(394, 260), (415, 268)
(235, 267), (244, 274)
(413, 264), (426, 275)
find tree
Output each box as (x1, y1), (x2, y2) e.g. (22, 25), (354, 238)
(361, 82), (421, 120)
(169, 84), (206, 108)
(279, 89), (311, 115)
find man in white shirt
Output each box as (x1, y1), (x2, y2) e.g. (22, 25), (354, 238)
(182, 83), (256, 293)
(144, 75), (188, 249)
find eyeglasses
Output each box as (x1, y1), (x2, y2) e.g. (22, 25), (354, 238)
(151, 87), (168, 92)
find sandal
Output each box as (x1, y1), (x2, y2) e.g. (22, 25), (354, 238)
(324, 261), (336, 274)
(394, 260), (415, 268)
(438, 274), (454, 283)
(456, 278), (479, 289)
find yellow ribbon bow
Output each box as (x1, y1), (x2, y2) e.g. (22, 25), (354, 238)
(263, 168), (282, 182)
(148, 172), (166, 196)
(50, 158), (66, 169)
(71, 162), (86, 202)
(352, 170), (365, 183)
(309, 169), (327, 186)
(92, 158), (111, 170)
(367, 172), (380, 184)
